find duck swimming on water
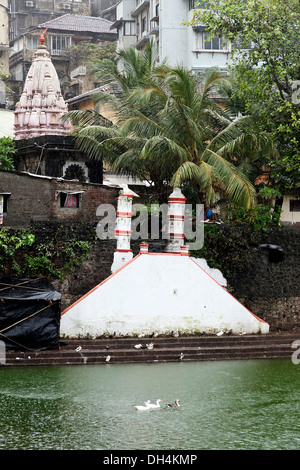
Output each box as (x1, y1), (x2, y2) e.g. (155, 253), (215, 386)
(166, 399), (180, 408)
(134, 402), (151, 411)
(134, 399), (162, 411)
(146, 399), (162, 409)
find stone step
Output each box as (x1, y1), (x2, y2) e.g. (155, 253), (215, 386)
(4, 349), (293, 367)
(3, 333), (297, 366)
(58, 332), (298, 350)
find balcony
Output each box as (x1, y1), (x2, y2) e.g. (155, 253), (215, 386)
(149, 22), (159, 36)
(134, 33), (150, 49)
(131, 0), (149, 17)
(0, 43), (9, 51)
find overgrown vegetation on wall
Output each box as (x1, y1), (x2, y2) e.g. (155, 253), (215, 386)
(0, 221), (97, 281)
(192, 200), (283, 280)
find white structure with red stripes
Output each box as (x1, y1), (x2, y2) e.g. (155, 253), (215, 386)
(60, 188), (270, 338)
(111, 185), (139, 273)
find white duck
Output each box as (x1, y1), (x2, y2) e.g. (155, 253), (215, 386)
(146, 399), (162, 409)
(134, 400), (151, 411)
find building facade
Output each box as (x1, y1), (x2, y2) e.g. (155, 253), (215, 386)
(8, 0), (91, 41)
(0, 0), (10, 108)
(9, 14), (117, 104)
(112, 0), (231, 71)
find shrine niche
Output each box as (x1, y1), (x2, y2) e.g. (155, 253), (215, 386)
(63, 162), (88, 182)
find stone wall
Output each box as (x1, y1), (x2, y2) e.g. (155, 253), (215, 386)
(199, 224), (300, 332)
(51, 223), (300, 331)
(229, 226), (300, 331)
(0, 170), (119, 227)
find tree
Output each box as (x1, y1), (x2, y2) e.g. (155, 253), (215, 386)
(189, 0), (300, 196)
(114, 66), (273, 208)
(67, 41), (116, 72)
(0, 137), (16, 170)
(67, 42), (272, 207)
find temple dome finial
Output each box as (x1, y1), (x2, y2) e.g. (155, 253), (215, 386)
(39, 27), (48, 45)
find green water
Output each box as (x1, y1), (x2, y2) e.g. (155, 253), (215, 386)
(0, 359), (299, 450)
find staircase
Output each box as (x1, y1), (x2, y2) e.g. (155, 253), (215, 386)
(2, 332), (299, 367)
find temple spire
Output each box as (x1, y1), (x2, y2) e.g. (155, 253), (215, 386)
(14, 27), (71, 140)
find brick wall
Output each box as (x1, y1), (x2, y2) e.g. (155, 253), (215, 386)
(0, 170), (52, 227)
(50, 178), (119, 223)
(0, 170), (119, 227)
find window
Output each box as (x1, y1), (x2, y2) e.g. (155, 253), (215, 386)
(290, 200), (300, 212)
(50, 36), (71, 55)
(117, 21), (136, 38)
(124, 21), (136, 36)
(205, 32), (219, 50)
(142, 16), (147, 33)
(189, 0), (209, 9)
(27, 37), (38, 50)
(0, 194), (10, 223)
(60, 192), (80, 208)
(196, 31), (228, 50)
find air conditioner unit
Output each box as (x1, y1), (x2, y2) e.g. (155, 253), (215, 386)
(63, 3), (72, 9)
(26, 1), (34, 6)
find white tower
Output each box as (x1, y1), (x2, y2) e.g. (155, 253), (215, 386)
(111, 185), (139, 273)
(166, 188), (187, 253)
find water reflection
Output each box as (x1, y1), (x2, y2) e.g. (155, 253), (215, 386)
(0, 359), (299, 450)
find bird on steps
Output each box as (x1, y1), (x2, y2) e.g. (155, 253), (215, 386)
(166, 399), (180, 408)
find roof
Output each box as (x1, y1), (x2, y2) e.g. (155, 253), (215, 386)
(38, 14), (117, 35)
(65, 84), (112, 104)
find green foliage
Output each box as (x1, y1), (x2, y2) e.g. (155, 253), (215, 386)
(0, 137), (16, 170)
(69, 42), (274, 208)
(0, 226), (93, 280)
(60, 239), (91, 273)
(258, 186), (282, 202)
(0, 229), (35, 275)
(192, 222), (265, 279)
(23, 254), (62, 279)
(67, 41), (116, 73)
(190, 0), (300, 195)
(225, 204), (282, 231)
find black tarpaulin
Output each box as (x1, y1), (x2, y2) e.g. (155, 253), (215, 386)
(0, 277), (62, 350)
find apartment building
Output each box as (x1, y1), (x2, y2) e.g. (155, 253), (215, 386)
(111, 0), (231, 71)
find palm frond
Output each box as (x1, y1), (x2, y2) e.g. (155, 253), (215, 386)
(171, 160), (214, 192)
(202, 148), (256, 209)
(74, 125), (121, 161)
(62, 109), (110, 128)
(140, 135), (188, 167)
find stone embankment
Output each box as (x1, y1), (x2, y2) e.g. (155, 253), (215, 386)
(3, 332), (300, 367)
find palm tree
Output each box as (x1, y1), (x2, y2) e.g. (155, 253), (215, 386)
(67, 44), (272, 208)
(66, 41), (174, 201)
(111, 66), (273, 208)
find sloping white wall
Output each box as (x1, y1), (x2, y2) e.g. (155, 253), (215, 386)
(60, 253), (269, 337)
